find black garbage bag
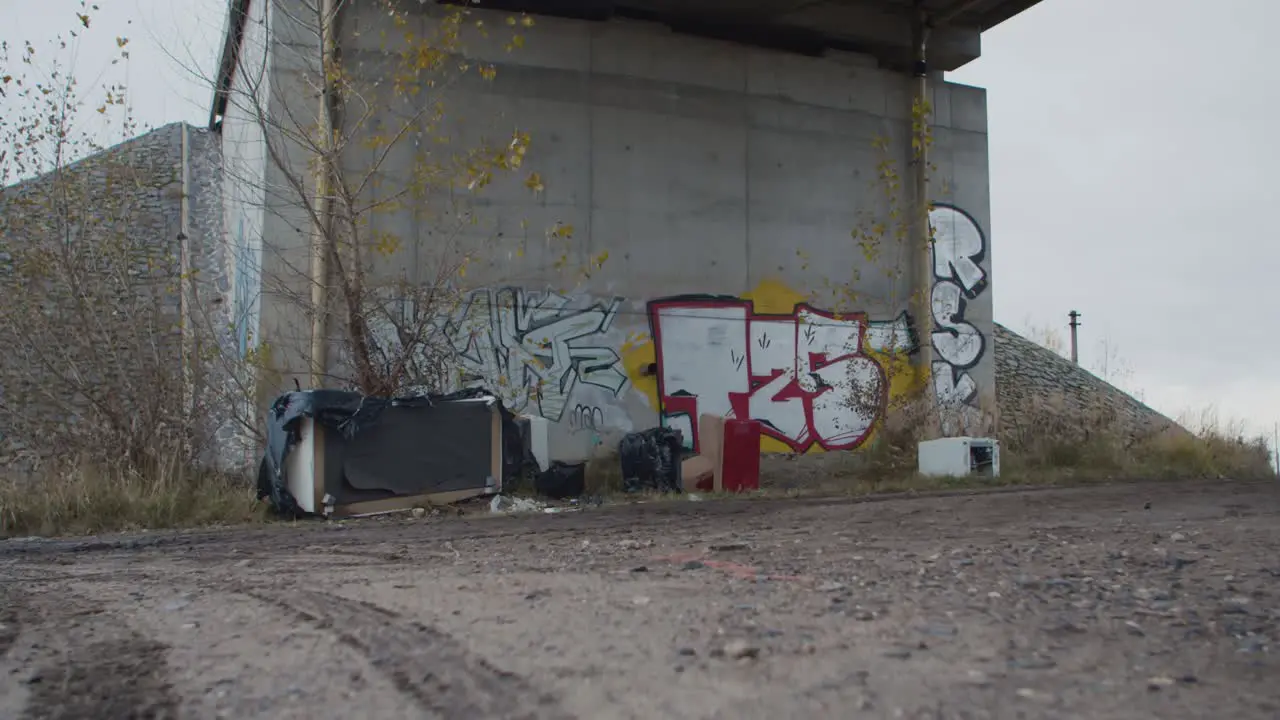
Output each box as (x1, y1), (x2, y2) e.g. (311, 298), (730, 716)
(535, 461), (586, 500)
(618, 427), (684, 494)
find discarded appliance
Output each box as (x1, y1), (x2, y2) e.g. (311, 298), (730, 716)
(619, 426), (684, 493)
(257, 388), (537, 519)
(694, 414), (725, 492)
(721, 418), (762, 492)
(685, 414), (760, 493)
(682, 455), (715, 492)
(917, 436), (1001, 479)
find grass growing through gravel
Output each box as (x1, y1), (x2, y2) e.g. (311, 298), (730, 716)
(5, 394), (1272, 538)
(0, 455), (264, 539)
(579, 396), (1276, 503)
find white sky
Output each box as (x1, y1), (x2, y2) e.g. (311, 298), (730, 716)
(3, 0), (1276, 443)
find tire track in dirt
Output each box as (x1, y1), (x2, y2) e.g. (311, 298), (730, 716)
(6, 586), (180, 720)
(22, 634), (177, 720)
(240, 587), (575, 720)
(0, 583), (21, 658)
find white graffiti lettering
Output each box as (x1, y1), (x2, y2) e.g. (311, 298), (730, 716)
(444, 288), (629, 421)
(929, 205), (988, 426)
(650, 300), (904, 453)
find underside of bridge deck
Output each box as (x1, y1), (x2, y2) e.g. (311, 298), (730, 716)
(444, 0), (1042, 70)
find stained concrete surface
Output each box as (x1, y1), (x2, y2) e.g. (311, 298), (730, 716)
(1, 480), (1278, 719)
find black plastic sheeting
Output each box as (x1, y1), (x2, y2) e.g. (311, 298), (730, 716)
(535, 461), (586, 500)
(618, 427), (684, 494)
(256, 387), (531, 518)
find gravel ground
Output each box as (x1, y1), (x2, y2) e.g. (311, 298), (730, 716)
(0, 479), (1277, 719)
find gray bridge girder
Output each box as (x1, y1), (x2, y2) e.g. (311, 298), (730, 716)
(450, 0), (1043, 71)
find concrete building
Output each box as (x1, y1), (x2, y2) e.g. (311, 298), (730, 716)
(209, 0), (1042, 463)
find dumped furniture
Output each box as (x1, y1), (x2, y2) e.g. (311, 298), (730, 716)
(257, 388), (538, 518)
(682, 414), (762, 493)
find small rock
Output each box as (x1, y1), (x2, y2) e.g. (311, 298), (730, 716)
(883, 648), (912, 660)
(682, 561), (706, 571)
(710, 542), (749, 552)
(1125, 621), (1145, 636)
(1009, 656), (1057, 670)
(678, 647), (697, 657)
(1147, 676), (1176, 690)
(1144, 501), (1152, 510)
(966, 670), (990, 687)
(853, 610), (876, 621)
(632, 595), (651, 607)
(1016, 688), (1052, 702)
(630, 566), (649, 573)
(723, 639), (760, 660)
(817, 581), (846, 592)
(987, 591), (1002, 599)
(1170, 532), (1187, 542)
(411, 507), (427, 519)
(919, 624), (957, 637)
(618, 539), (642, 550)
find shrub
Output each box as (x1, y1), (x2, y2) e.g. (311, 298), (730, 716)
(0, 445), (263, 539)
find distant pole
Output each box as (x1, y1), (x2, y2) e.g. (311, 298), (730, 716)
(1068, 311), (1081, 365)
(1273, 422), (1278, 475)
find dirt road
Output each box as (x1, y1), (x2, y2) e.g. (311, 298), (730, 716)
(1, 480), (1277, 719)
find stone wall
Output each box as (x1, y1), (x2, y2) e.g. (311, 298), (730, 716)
(0, 122), (245, 472)
(182, 125), (259, 472)
(993, 322), (1184, 445)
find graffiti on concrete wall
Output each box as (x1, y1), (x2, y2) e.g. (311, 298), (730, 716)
(929, 204), (988, 423)
(648, 297), (915, 453)
(569, 404), (605, 431)
(444, 287), (629, 421)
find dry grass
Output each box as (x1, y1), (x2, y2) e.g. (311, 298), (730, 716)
(746, 393), (1275, 497)
(997, 394), (1274, 481)
(0, 453), (263, 539)
(7, 392), (1271, 538)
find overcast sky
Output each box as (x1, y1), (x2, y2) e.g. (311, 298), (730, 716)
(4, 0), (1276, 442)
(948, 0), (1280, 440)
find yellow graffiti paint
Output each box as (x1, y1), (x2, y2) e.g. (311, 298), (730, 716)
(625, 279), (920, 455)
(741, 278), (807, 315)
(620, 333), (658, 407)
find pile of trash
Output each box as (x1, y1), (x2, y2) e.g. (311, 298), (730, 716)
(255, 384), (695, 520)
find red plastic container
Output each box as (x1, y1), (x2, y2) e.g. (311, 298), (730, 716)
(720, 419), (761, 492)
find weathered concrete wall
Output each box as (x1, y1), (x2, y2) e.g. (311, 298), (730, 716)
(993, 322), (1183, 444)
(184, 124), (257, 471)
(218, 0), (274, 451)
(306, 1), (996, 462)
